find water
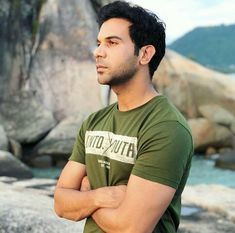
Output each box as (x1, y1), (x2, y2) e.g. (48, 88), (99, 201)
(32, 156), (235, 188)
(187, 156), (235, 188)
(228, 73), (235, 79)
(32, 167), (62, 179)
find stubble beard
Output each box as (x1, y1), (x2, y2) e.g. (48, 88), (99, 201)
(99, 60), (138, 87)
(107, 66), (137, 86)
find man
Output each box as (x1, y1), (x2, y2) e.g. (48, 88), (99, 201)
(54, 1), (193, 233)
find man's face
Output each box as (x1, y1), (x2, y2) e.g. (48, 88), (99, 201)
(94, 18), (139, 86)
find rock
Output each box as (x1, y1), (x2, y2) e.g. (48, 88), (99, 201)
(198, 104), (235, 127)
(231, 121), (235, 134)
(0, 125), (8, 151)
(0, 181), (85, 233)
(0, 150), (33, 179)
(8, 138), (23, 159)
(0, 91), (57, 144)
(179, 211), (235, 233)
(28, 0), (102, 120)
(205, 147), (217, 157)
(1, 178), (235, 233)
(0, 176), (18, 184)
(218, 147), (233, 154)
(188, 118), (233, 150)
(215, 151), (235, 171)
(0, 0), (44, 100)
(1, 0), (102, 121)
(182, 184), (235, 222)
(30, 155), (53, 168)
(34, 113), (85, 157)
(154, 50), (235, 118)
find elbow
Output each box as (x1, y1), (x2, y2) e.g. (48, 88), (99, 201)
(54, 204), (63, 218)
(54, 189), (84, 222)
(54, 189), (63, 218)
(54, 201), (83, 222)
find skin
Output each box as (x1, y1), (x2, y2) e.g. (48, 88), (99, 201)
(54, 18), (176, 232)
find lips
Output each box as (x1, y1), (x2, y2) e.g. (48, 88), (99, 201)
(96, 64), (107, 72)
(96, 64), (107, 69)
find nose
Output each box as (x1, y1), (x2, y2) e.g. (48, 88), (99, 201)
(93, 44), (106, 59)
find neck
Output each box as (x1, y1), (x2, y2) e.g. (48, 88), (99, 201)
(111, 72), (160, 112)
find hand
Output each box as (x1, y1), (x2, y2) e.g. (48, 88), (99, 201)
(95, 185), (127, 208)
(80, 176), (91, 192)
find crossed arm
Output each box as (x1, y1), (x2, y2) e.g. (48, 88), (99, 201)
(54, 161), (176, 232)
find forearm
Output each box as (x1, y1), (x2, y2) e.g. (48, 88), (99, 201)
(92, 204), (156, 233)
(54, 184), (126, 222)
(54, 187), (99, 221)
(92, 207), (132, 233)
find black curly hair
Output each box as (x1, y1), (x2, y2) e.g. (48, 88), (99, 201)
(97, 1), (166, 79)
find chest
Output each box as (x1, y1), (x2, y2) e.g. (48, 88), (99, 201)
(84, 114), (142, 188)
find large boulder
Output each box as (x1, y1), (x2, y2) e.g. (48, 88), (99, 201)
(0, 92), (56, 144)
(198, 104), (235, 127)
(0, 0), (43, 100)
(0, 150), (33, 179)
(0, 125), (8, 151)
(28, 0), (102, 120)
(0, 0), (103, 121)
(34, 113), (85, 157)
(154, 50), (235, 119)
(188, 118), (233, 150)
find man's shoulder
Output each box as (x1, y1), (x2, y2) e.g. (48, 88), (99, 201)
(145, 95), (192, 135)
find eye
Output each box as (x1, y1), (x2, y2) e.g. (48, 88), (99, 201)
(107, 40), (118, 47)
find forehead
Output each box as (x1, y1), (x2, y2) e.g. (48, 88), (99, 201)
(98, 18), (132, 40)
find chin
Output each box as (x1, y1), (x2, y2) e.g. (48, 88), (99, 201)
(97, 75), (110, 85)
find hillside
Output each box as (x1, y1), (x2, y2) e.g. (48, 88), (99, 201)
(168, 24), (235, 73)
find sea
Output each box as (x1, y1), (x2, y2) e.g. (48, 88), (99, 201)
(32, 156), (235, 188)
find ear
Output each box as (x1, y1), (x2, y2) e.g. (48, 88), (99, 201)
(139, 45), (156, 65)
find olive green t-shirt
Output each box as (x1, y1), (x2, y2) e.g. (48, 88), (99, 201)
(69, 95), (193, 233)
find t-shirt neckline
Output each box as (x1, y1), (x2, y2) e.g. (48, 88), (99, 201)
(114, 95), (165, 116)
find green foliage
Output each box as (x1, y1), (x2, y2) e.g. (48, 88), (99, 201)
(168, 24), (235, 73)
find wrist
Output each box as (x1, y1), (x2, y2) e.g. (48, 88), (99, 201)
(92, 188), (103, 208)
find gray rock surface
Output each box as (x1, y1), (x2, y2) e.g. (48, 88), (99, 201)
(28, 0), (102, 120)
(0, 0), (43, 100)
(0, 91), (56, 143)
(179, 211), (235, 233)
(0, 179), (235, 233)
(8, 138), (23, 159)
(0, 0), (102, 121)
(182, 185), (235, 221)
(215, 151), (235, 170)
(34, 113), (85, 157)
(0, 180), (85, 233)
(0, 125), (8, 151)
(0, 151), (33, 179)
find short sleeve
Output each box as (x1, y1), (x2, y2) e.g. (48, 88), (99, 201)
(132, 121), (193, 189)
(69, 120), (87, 164)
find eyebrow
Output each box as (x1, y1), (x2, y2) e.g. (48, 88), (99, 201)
(97, 36), (123, 43)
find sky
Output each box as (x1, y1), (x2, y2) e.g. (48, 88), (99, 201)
(128, 0), (235, 44)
